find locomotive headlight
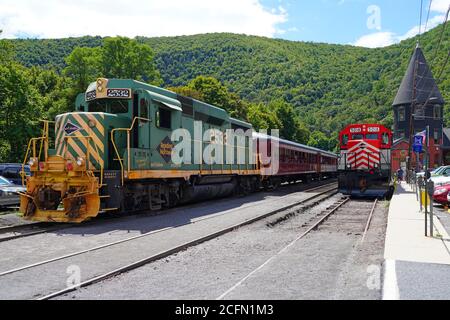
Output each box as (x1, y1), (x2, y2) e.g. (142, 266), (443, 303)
(76, 157), (84, 167)
(28, 158), (38, 167)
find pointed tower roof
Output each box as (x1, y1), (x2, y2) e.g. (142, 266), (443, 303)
(393, 45), (445, 107)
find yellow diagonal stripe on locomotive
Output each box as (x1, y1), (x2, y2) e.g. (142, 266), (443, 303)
(55, 114), (69, 156)
(56, 114), (105, 169)
(69, 129), (104, 169)
(55, 114), (102, 161)
(64, 113), (105, 155)
(68, 115), (105, 168)
(71, 113), (105, 152)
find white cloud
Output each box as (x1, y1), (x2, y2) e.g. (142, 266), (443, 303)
(0, 0), (288, 39)
(353, 32), (397, 48)
(354, 9), (448, 48)
(431, 0), (450, 14)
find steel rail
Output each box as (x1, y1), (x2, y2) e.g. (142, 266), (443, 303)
(1, 183), (337, 278)
(0, 223), (72, 243)
(361, 199), (379, 244)
(216, 196), (351, 299)
(0, 180), (337, 244)
(37, 185), (339, 300)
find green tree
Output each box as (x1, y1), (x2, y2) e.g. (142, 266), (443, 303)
(64, 47), (101, 94)
(100, 37), (162, 85)
(270, 100), (310, 144)
(308, 131), (331, 150)
(247, 103), (281, 131)
(174, 76), (249, 119)
(0, 31), (14, 65)
(0, 63), (42, 162)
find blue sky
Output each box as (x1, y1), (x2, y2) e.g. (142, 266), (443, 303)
(262, 0), (426, 43)
(260, 0), (450, 47)
(0, 0), (448, 47)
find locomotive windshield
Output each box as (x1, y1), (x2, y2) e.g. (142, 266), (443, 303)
(88, 99), (129, 114)
(365, 134), (379, 140)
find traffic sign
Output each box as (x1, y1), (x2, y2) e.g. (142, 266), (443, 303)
(413, 135), (424, 153)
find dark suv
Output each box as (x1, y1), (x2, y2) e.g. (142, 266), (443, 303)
(0, 164), (31, 185)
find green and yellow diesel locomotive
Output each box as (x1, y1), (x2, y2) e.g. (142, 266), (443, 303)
(20, 79), (261, 222)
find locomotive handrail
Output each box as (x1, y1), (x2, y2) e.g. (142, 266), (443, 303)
(111, 117), (150, 186)
(21, 120), (54, 186)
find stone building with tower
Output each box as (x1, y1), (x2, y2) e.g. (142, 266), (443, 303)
(391, 45), (446, 172)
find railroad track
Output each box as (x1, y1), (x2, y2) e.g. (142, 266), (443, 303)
(8, 183), (337, 300)
(0, 179), (337, 244)
(0, 222), (72, 243)
(215, 197), (379, 299)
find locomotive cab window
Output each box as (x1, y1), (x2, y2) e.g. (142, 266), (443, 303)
(88, 99), (129, 114)
(382, 133), (389, 145)
(156, 106), (171, 129)
(342, 134), (349, 146)
(366, 134), (378, 140)
(352, 134), (364, 140)
(140, 99), (149, 119)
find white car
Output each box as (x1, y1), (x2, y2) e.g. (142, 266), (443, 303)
(431, 175), (450, 187)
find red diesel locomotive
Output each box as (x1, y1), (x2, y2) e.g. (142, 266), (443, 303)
(338, 124), (394, 199)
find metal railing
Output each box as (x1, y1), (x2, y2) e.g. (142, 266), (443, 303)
(21, 120), (54, 185)
(111, 117), (150, 186)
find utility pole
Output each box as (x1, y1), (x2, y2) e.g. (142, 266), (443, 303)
(407, 44), (420, 182)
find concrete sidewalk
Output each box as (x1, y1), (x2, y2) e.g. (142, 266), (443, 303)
(383, 182), (450, 300)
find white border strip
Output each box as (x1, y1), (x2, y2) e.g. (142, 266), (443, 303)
(382, 259), (400, 300)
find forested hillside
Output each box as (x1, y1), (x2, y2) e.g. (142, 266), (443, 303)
(2, 25), (449, 161)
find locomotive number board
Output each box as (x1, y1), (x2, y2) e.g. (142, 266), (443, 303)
(85, 89), (131, 101)
(107, 89), (131, 98)
(86, 90), (97, 101)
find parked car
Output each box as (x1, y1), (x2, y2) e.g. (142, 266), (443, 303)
(433, 184), (450, 205)
(0, 176), (26, 208)
(431, 174), (450, 187)
(447, 192), (450, 205)
(417, 166), (449, 179)
(0, 163), (30, 185)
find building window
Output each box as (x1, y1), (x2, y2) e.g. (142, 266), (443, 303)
(397, 130), (405, 139)
(434, 129), (440, 145)
(398, 107), (406, 122)
(434, 105), (442, 120)
(415, 105), (425, 119)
